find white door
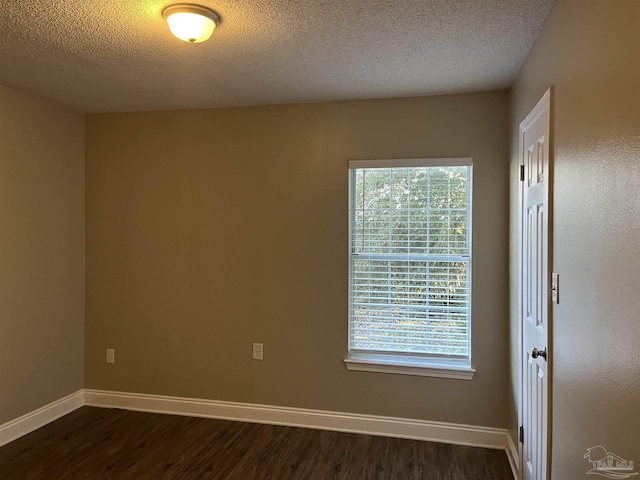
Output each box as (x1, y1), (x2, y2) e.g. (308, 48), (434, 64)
(520, 88), (552, 480)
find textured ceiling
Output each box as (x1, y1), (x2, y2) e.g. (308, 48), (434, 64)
(0, 0), (556, 113)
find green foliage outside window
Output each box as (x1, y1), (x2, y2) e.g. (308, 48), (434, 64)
(350, 166), (471, 356)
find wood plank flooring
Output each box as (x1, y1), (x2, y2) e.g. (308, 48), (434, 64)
(0, 407), (513, 479)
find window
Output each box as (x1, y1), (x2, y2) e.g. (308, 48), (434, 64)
(345, 158), (475, 379)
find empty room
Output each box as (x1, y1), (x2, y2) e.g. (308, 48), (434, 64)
(0, 1), (638, 479)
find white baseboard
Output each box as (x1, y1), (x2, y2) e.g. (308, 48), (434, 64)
(506, 430), (519, 479)
(84, 389), (511, 452)
(0, 390), (84, 447)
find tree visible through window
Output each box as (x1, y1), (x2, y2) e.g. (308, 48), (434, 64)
(348, 159), (472, 369)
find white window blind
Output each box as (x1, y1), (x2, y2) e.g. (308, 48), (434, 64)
(348, 158), (472, 366)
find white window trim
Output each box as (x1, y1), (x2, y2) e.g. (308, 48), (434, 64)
(346, 157), (474, 380)
(348, 157), (473, 169)
(344, 355), (476, 380)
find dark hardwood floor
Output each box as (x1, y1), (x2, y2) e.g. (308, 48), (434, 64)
(0, 407), (513, 479)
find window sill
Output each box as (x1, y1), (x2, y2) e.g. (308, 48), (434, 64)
(344, 355), (476, 380)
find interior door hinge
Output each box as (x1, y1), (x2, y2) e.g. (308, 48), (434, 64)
(519, 425), (524, 443)
(520, 165), (525, 181)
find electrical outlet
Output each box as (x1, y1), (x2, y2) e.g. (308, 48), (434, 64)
(252, 343), (263, 360)
(106, 348), (115, 364)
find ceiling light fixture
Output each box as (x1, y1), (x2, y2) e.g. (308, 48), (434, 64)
(162, 4), (220, 43)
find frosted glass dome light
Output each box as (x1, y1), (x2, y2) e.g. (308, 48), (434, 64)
(163, 4), (220, 43)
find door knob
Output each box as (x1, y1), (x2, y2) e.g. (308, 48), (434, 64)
(531, 347), (547, 360)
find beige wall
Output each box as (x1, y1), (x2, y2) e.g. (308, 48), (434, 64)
(509, 0), (640, 477)
(85, 92), (511, 427)
(0, 85), (85, 424)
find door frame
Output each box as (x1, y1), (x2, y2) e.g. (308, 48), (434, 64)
(517, 86), (554, 480)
